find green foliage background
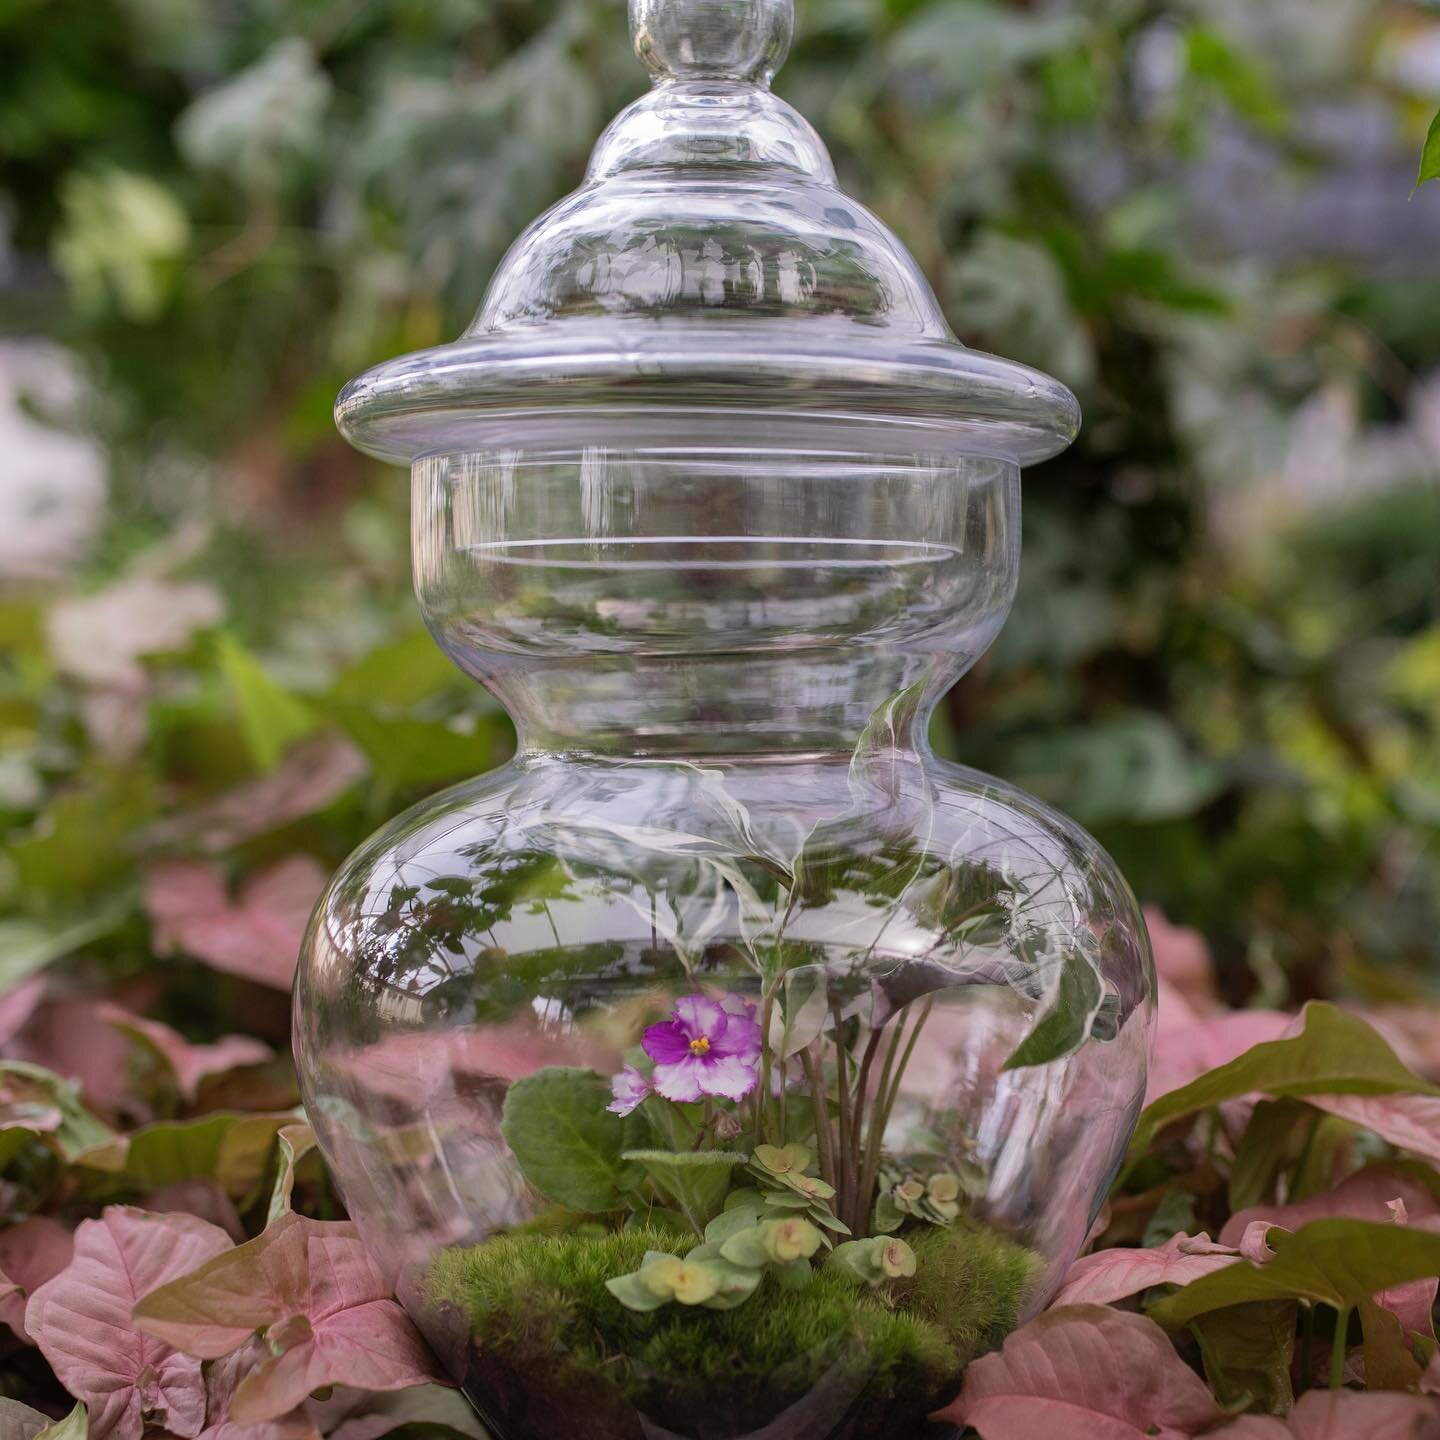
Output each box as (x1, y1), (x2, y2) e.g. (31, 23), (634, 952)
(2, 0), (1439, 1008)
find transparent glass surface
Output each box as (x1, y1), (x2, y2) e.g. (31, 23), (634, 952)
(299, 2), (1152, 1435)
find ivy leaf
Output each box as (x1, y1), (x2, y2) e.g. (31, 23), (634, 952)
(1001, 945), (1103, 1071)
(1129, 1004), (1437, 1157)
(500, 1067), (633, 1213)
(1149, 1218), (1440, 1328)
(1415, 108), (1440, 193)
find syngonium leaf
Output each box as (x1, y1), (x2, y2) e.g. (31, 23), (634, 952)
(1001, 944), (1104, 1070)
(1129, 1003), (1439, 1157)
(1149, 1219), (1440, 1328)
(28, 1208), (233, 1440)
(0, 1062), (118, 1169)
(501, 1067), (637, 1213)
(1189, 1301), (1296, 1415)
(1415, 107), (1440, 192)
(215, 635), (320, 773)
(133, 1212), (438, 1425)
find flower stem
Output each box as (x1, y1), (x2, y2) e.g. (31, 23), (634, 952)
(801, 1044), (836, 1191)
(1328, 1306), (1350, 1389)
(831, 1001), (853, 1223)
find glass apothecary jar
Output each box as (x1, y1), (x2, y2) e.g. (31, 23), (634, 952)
(295, 2), (1155, 1435)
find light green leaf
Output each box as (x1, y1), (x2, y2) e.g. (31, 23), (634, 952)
(1130, 1004), (1438, 1157)
(1150, 1219), (1440, 1327)
(1002, 945), (1104, 1071)
(329, 630), (462, 708)
(0, 1398), (53, 1440)
(36, 1406), (86, 1440)
(0, 1062), (118, 1167)
(605, 1270), (667, 1312)
(501, 1068), (632, 1213)
(622, 1148), (749, 1231)
(1417, 108), (1440, 192)
(75, 1111), (294, 1198)
(267, 1119), (317, 1223)
(217, 635), (319, 772)
(0, 905), (130, 991)
(328, 702), (496, 787)
(769, 968), (828, 1062)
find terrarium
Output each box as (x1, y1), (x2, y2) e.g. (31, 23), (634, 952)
(295, 0), (1155, 1435)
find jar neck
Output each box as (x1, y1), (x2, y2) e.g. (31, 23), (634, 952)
(470, 649), (957, 759)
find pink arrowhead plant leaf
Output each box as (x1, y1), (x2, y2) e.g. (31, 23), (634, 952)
(940, 1304), (1225, 1440)
(96, 1003), (271, 1102)
(133, 1212), (442, 1424)
(1305, 1091), (1440, 1168)
(1206, 1388), (1440, 1438)
(0, 1216), (74, 1344)
(26, 1207), (234, 1440)
(146, 856), (327, 991)
(1050, 1231), (1241, 1309)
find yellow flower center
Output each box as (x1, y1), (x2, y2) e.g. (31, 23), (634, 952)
(689, 1035), (711, 1056)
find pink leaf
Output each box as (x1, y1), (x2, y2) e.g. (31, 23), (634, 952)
(147, 736), (365, 854)
(27, 1207), (234, 1440)
(1145, 1009), (1295, 1104)
(0, 1217), (73, 1344)
(1305, 1092), (1440, 1168)
(146, 1181), (247, 1243)
(1208, 1390), (1440, 1438)
(1050, 1232), (1240, 1309)
(147, 857), (327, 991)
(1220, 1165), (1440, 1246)
(940, 1305), (1224, 1440)
(1238, 1220), (1278, 1264)
(0, 976), (46, 1047)
(97, 1003), (271, 1102)
(1144, 908), (1217, 1015)
(134, 1213), (441, 1424)
(7, 994), (147, 1117)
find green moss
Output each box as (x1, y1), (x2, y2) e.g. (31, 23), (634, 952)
(427, 1222), (1038, 1440)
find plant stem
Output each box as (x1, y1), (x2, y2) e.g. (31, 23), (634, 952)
(831, 1002), (853, 1223)
(1328, 1306), (1350, 1389)
(847, 1026), (884, 1231)
(757, 989), (777, 1143)
(1298, 1302), (1314, 1392)
(800, 1045), (836, 1191)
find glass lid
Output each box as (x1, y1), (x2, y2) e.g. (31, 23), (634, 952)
(335, 0), (1080, 466)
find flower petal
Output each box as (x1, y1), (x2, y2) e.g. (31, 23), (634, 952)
(642, 1020), (692, 1066)
(711, 1009), (761, 1063)
(696, 1054), (758, 1102)
(652, 1057), (707, 1103)
(672, 994), (728, 1043)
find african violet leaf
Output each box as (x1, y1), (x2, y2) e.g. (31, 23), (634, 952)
(1129, 1003), (1438, 1156)
(621, 1149), (748, 1231)
(0, 1216), (73, 1343)
(27, 1207), (233, 1440)
(1050, 1231), (1241, 1308)
(1002, 943), (1104, 1071)
(133, 1211), (440, 1425)
(1149, 1218), (1440, 1328)
(942, 1304), (1224, 1440)
(500, 1066), (637, 1213)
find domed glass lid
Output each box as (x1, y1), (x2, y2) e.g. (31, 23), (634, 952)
(336, 0), (1080, 466)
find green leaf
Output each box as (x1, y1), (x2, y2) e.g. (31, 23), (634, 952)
(329, 630), (462, 708)
(217, 635), (319, 771)
(769, 968), (828, 1062)
(327, 702), (497, 787)
(1130, 1004), (1438, 1157)
(1150, 1219), (1440, 1327)
(1414, 108), (1440, 192)
(1189, 1301), (1295, 1414)
(622, 1148), (749, 1231)
(0, 905), (130, 991)
(1002, 945), (1104, 1070)
(0, 1062), (118, 1167)
(36, 1405), (87, 1440)
(75, 1111), (294, 1198)
(501, 1068), (632, 1213)
(605, 1270), (667, 1312)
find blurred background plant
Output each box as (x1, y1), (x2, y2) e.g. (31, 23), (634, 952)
(2, 0), (1439, 1082)
(3, 1), (1440, 1432)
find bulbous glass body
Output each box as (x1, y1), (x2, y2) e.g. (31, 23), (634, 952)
(295, 442), (1153, 1440)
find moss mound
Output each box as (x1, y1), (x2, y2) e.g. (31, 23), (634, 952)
(427, 1223), (1037, 1440)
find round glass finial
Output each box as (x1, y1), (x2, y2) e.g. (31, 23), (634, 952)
(630, 0), (793, 85)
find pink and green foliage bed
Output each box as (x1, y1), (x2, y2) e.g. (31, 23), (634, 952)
(5, 885), (1440, 1439)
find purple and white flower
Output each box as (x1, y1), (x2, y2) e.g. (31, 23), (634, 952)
(642, 993), (761, 1103)
(607, 1064), (651, 1116)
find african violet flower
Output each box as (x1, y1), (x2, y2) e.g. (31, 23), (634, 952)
(642, 993), (760, 1103)
(607, 1065), (650, 1116)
